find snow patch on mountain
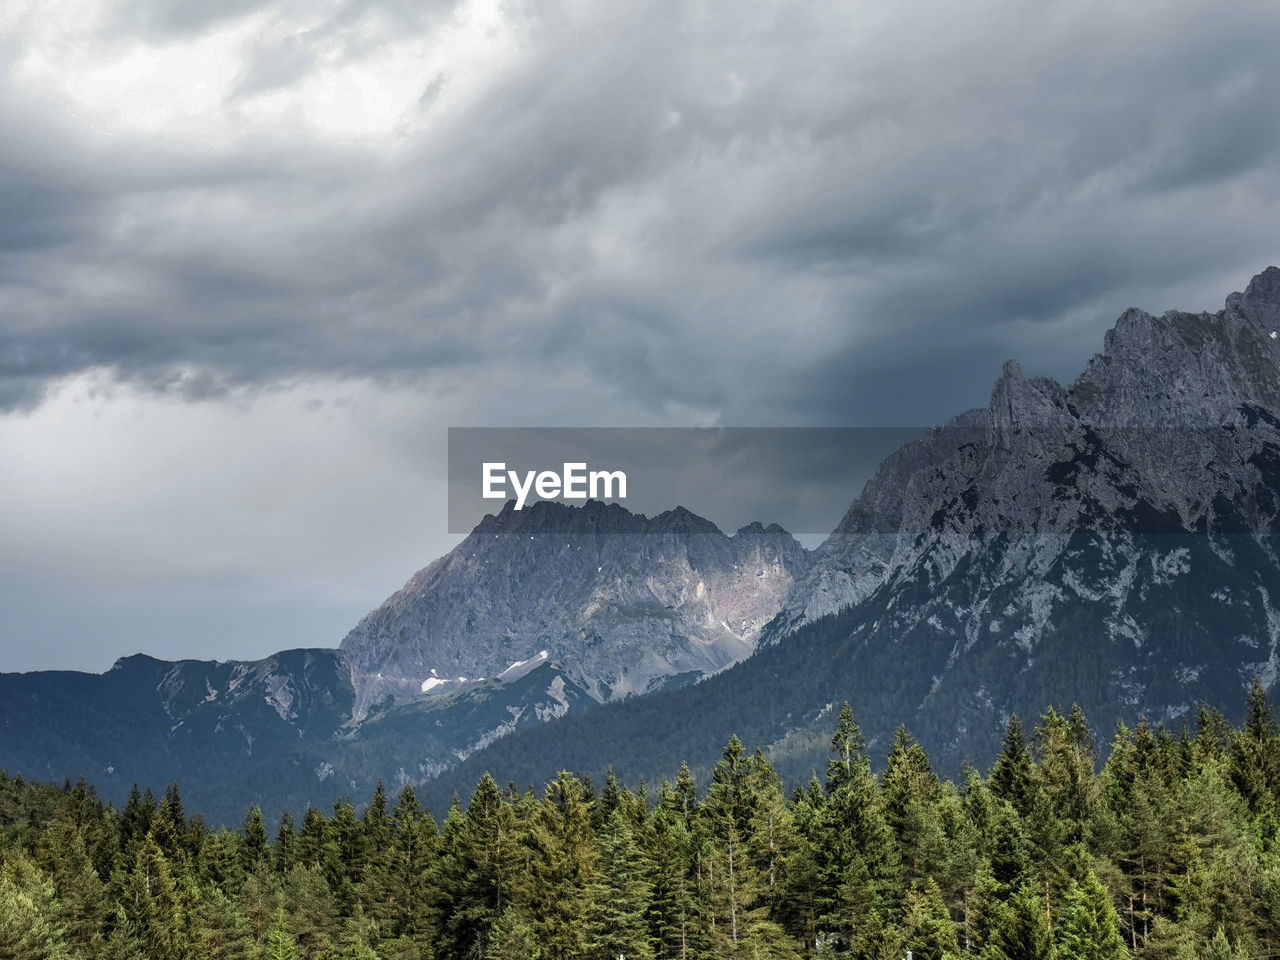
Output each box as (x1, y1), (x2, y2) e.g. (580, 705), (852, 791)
(498, 650), (549, 683)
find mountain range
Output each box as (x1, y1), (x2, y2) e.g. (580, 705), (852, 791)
(4, 267), (1280, 825)
(0, 502), (807, 822)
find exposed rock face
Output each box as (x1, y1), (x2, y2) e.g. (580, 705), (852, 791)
(769, 267), (1280, 644)
(340, 499), (810, 718)
(727, 267), (1280, 774)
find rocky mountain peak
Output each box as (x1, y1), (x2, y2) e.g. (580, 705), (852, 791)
(651, 505), (723, 535)
(1066, 266), (1280, 425)
(768, 267), (1280, 641)
(340, 499), (809, 718)
(475, 497), (641, 534)
(1228, 264), (1280, 327)
(988, 357), (1071, 449)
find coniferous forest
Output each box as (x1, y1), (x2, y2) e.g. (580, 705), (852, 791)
(8, 688), (1280, 959)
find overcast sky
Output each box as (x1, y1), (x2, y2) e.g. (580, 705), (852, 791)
(2, 0), (1279, 672)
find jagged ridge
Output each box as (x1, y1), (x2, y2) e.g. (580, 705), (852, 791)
(339, 499), (810, 717)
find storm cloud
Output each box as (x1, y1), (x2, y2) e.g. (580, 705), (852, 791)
(3, 0), (1279, 669)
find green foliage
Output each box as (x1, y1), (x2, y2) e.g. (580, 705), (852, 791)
(264, 907), (299, 960)
(0, 847), (73, 960)
(588, 809), (653, 960)
(8, 690), (1280, 958)
(522, 770), (598, 958)
(1055, 870), (1126, 960)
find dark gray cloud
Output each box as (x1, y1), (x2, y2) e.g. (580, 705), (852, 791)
(4, 0), (1278, 422)
(3, 0), (1280, 669)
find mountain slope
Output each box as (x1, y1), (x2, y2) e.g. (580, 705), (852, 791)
(339, 499), (810, 716)
(0, 504), (806, 823)
(417, 267), (1280, 804)
(0, 649), (355, 823)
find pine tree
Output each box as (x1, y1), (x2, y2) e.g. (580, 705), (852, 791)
(673, 764), (698, 829)
(989, 715), (1035, 816)
(384, 783), (437, 944)
(745, 748), (795, 918)
(283, 863), (337, 960)
(588, 809), (653, 960)
(882, 724), (943, 883)
(102, 904), (144, 960)
(647, 802), (707, 960)
(1055, 870), (1126, 960)
(0, 848), (74, 960)
(118, 784), (155, 856)
(1193, 704), (1232, 765)
(961, 860), (1002, 956)
(362, 782), (395, 860)
(428, 776), (521, 960)
(242, 805), (269, 875)
(327, 799), (362, 913)
(1201, 926), (1245, 960)
(983, 881), (1052, 960)
(357, 782), (399, 936)
(275, 810), (298, 875)
(777, 779), (822, 949)
(819, 706), (897, 945)
(263, 907), (299, 960)
(826, 704), (867, 794)
(898, 878), (960, 960)
(198, 828), (248, 892)
(737, 920), (802, 960)
(1035, 706), (1099, 848)
(150, 783), (190, 865)
(701, 736), (760, 952)
(198, 885), (256, 960)
(1230, 676), (1280, 815)
(700, 736), (794, 956)
(488, 907), (541, 960)
(298, 807), (328, 870)
(37, 817), (107, 957)
(332, 903), (382, 960)
(524, 771), (598, 960)
(984, 799), (1031, 895)
(238, 860), (282, 945)
(1245, 675), (1278, 740)
(930, 781), (980, 940)
(122, 833), (200, 960)
(599, 766), (624, 828)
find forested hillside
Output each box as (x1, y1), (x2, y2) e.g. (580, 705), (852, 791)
(6, 688), (1280, 959)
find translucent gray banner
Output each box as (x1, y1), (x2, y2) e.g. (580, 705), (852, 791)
(447, 423), (1280, 537)
(448, 427), (922, 536)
